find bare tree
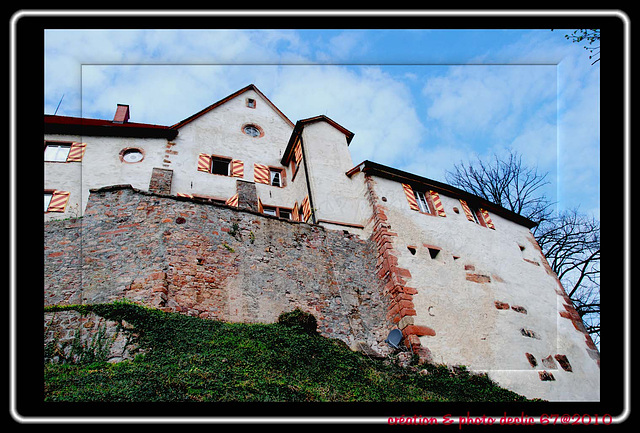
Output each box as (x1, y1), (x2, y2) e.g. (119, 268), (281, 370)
(445, 152), (554, 232)
(446, 151), (600, 346)
(535, 209), (601, 345)
(564, 29), (600, 65)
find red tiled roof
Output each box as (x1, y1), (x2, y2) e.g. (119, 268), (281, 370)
(44, 114), (178, 139)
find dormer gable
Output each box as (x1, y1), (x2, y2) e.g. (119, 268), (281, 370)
(281, 115), (354, 166)
(171, 84), (294, 130)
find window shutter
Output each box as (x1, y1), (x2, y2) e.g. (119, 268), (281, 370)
(401, 184), (420, 211)
(231, 160), (244, 178)
(301, 195), (311, 222)
(294, 139), (303, 164)
(225, 193), (239, 207)
(47, 190), (70, 212)
(254, 163), (270, 184)
(197, 154), (212, 172)
(292, 202), (300, 221)
(480, 208), (495, 229)
(66, 142), (87, 162)
(429, 191), (446, 217)
(258, 198), (264, 213)
(176, 193), (193, 198)
(459, 199), (475, 221)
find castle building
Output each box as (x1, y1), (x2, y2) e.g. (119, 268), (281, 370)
(44, 84), (599, 401)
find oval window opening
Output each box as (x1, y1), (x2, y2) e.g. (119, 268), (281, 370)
(242, 124), (262, 137)
(122, 148), (144, 163)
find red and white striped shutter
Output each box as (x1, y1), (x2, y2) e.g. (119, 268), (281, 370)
(294, 139), (303, 164)
(176, 193), (193, 198)
(459, 199), (475, 221)
(197, 154), (212, 172)
(254, 163), (270, 184)
(258, 198), (264, 213)
(301, 195), (311, 222)
(225, 193), (239, 207)
(429, 191), (446, 217)
(231, 160), (244, 178)
(292, 202), (300, 221)
(66, 142), (87, 162)
(480, 208), (495, 229)
(401, 184), (420, 211)
(47, 190), (70, 212)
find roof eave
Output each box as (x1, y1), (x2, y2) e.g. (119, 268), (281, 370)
(280, 115), (354, 165)
(348, 160), (537, 229)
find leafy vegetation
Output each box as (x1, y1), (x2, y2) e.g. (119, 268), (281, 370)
(44, 301), (534, 403)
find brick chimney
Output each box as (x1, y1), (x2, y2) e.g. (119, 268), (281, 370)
(113, 104), (130, 123)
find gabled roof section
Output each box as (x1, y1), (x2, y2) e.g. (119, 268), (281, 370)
(281, 115), (355, 165)
(171, 84), (294, 130)
(347, 160), (537, 229)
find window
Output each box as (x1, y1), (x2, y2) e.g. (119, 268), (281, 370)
(44, 193), (52, 212)
(246, 98), (256, 108)
(262, 206), (277, 217)
(279, 209), (292, 220)
(121, 148), (144, 163)
(211, 157), (231, 176)
(243, 124), (262, 137)
(44, 190), (70, 213)
(270, 169), (282, 187)
(44, 143), (71, 162)
(414, 190), (432, 214)
(261, 205), (292, 220)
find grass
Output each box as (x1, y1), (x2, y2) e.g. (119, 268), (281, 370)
(44, 301), (533, 403)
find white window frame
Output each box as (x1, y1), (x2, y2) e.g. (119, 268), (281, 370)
(262, 206), (277, 216)
(270, 169), (281, 187)
(414, 190), (431, 214)
(44, 143), (71, 162)
(44, 193), (53, 212)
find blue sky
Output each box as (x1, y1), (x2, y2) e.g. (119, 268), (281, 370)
(44, 25), (601, 220)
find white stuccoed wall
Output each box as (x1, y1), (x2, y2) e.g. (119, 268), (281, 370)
(367, 175), (600, 401)
(300, 121), (372, 228)
(169, 89), (296, 206)
(44, 133), (167, 221)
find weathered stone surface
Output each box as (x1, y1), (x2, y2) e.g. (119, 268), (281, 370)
(44, 185), (389, 356)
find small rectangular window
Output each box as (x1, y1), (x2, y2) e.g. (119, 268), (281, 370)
(246, 98), (256, 108)
(263, 206), (277, 216)
(414, 190), (433, 214)
(279, 209), (292, 220)
(44, 143), (71, 162)
(44, 193), (52, 212)
(270, 169), (281, 187)
(211, 157), (231, 176)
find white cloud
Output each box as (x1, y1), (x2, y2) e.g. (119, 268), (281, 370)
(271, 65), (425, 168)
(44, 28), (600, 219)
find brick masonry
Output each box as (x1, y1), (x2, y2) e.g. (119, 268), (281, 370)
(364, 175), (434, 362)
(44, 185), (390, 359)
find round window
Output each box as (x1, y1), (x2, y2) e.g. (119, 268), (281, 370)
(243, 124), (261, 137)
(121, 148), (144, 163)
